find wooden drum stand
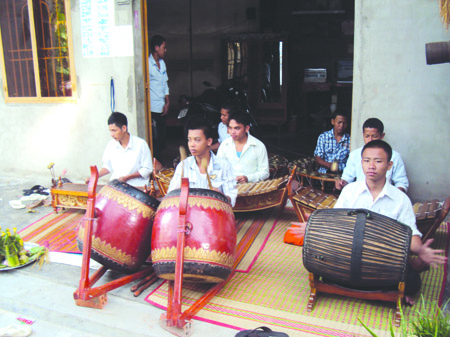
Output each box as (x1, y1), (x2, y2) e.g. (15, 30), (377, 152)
(159, 178), (237, 337)
(73, 166), (156, 308)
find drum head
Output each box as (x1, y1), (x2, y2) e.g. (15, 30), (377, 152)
(108, 179), (160, 209)
(166, 187), (230, 204)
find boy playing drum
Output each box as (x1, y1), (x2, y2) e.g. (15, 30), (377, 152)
(168, 117), (237, 206)
(290, 140), (446, 304)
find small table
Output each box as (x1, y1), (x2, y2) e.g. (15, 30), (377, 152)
(51, 183), (104, 213)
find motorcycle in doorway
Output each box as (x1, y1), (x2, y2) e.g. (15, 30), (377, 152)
(178, 76), (259, 137)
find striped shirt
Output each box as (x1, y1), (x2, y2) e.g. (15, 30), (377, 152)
(314, 129), (350, 173)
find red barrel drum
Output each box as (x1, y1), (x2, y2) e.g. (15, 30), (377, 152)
(151, 187), (236, 283)
(77, 179), (160, 274)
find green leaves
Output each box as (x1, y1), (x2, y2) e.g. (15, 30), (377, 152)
(359, 296), (450, 337)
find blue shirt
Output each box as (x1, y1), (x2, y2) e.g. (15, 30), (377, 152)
(314, 129), (350, 173)
(149, 54), (169, 113)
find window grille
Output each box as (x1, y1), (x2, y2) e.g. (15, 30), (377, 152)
(0, 0), (76, 102)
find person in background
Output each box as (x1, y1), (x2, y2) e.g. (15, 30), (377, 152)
(149, 34), (169, 161)
(217, 111), (269, 184)
(211, 101), (233, 151)
(168, 117), (237, 206)
(314, 110), (350, 173)
(86, 112), (152, 187)
(336, 117), (409, 193)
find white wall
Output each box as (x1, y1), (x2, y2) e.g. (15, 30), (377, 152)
(0, 1), (139, 185)
(353, 0), (450, 202)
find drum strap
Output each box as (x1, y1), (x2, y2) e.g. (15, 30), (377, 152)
(350, 211), (367, 285)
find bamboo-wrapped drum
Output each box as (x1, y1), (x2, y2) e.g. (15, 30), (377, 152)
(303, 208), (412, 288)
(151, 188), (236, 283)
(77, 179), (160, 274)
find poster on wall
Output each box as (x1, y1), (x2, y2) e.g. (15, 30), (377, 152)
(80, 0), (134, 57)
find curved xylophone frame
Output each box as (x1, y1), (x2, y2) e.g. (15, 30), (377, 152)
(154, 166), (289, 213)
(413, 196), (450, 242)
(233, 177), (290, 212)
(287, 166), (339, 223)
(73, 166), (156, 308)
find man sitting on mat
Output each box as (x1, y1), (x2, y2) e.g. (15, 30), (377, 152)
(217, 111), (269, 184)
(86, 112), (153, 187)
(168, 117), (237, 206)
(314, 110), (350, 174)
(289, 140), (446, 305)
(335, 117), (409, 193)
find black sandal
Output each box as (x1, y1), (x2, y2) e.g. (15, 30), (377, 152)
(23, 185), (49, 196)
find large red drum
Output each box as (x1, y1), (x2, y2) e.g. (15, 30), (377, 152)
(151, 188), (236, 283)
(77, 179), (160, 274)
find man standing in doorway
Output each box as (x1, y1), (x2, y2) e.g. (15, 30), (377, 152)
(149, 35), (169, 162)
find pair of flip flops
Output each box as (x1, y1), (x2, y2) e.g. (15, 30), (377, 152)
(23, 185), (48, 196)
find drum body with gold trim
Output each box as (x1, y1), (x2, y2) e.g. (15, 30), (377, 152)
(151, 188), (236, 283)
(77, 180), (160, 274)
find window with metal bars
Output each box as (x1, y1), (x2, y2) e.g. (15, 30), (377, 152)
(226, 41), (248, 80)
(0, 0), (76, 102)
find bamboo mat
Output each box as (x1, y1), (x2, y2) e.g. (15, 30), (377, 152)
(145, 208), (449, 337)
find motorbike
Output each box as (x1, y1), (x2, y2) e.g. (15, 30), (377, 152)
(177, 76), (259, 137)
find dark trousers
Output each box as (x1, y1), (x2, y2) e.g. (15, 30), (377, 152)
(152, 112), (166, 160)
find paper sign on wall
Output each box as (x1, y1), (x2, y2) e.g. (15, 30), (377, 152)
(80, 0), (133, 58)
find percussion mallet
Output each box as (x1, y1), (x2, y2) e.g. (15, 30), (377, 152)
(201, 157), (213, 190)
(330, 159), (341, 184)
(179, 145), (187, 184)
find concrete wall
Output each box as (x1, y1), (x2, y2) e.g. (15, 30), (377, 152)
(0, 1), (140, 184)
(1, 0), (448, 202)
(0, 0), (259, 184)
(353, 0), (450, 202)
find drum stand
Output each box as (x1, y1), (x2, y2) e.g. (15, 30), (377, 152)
(307, 273), (405, 327)
(159, 178), (234, 337)
(73, 166), (156, 309)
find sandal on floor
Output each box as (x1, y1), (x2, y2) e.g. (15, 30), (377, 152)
(23, 185), (48, 196)
(0, 324), (32, 337)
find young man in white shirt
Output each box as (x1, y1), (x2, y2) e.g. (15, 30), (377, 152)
(86, 112), (153, 187)
(289, 140), (446, 304)
(217, 111), (269, 184)
(168, 117), (237, 206)
(336, 118), (409, 192)
(149, 35), (169, 160)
